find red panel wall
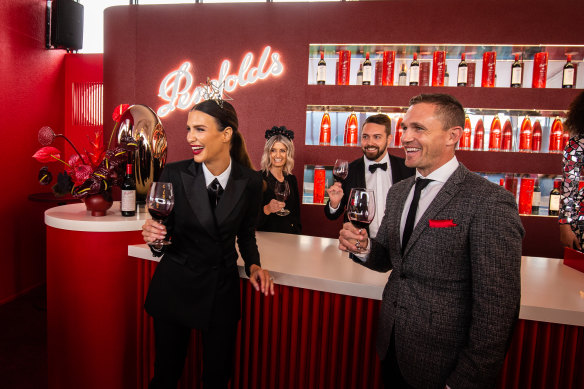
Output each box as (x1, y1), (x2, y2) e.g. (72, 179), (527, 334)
(103, 1), (584, 244)
(0, 0), (66, 304)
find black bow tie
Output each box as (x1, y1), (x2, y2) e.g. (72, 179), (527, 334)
(369, 162), (388, 173)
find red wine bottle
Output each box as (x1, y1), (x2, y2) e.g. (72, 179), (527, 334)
(457, 53), (468, 86)
(409, 53), (420, 86)
(362, 52), (372, 85)
(563, 54), (575, 89)
(510, 54), (523, 88)
(548, 180), (561, 216)
(398, 63), (407, 86)
(121, 163), (136, 217)
(317, 51), (326, 85)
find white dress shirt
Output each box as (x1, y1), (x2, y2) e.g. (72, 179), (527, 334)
(202, 158), (232, 189)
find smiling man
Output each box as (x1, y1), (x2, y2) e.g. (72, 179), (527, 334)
(325, 114), (414, 238)
(339, 94), (524, 389)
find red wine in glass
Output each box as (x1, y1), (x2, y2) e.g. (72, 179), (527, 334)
(333, 159), (349, 182)
(147, 182), (174, 246)
(346, 188), (375, 252)
(274, 180), (290, 216)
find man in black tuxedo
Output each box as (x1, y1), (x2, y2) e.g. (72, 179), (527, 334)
(325, 114), (415, 238)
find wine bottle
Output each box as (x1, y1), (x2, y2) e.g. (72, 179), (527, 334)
(532, 179), (541, 215)
(444, 67), (450, 86)
(548, 179), (561, 216)
(501, 119), (513, 151)
(409, 53), (420, 86)
(398, 63), (407, 86)
(562, 54), (575, 89)
(317, 51), (326, 85)
(473, 118), (484, 150)
(510, 54), (523, 88)
(532, 120), (542, 152)
(549, 117), (563, 153)
(121, 163), (136, 217)
(394, 117), (403, 147)
(488, 115), (502, 151)
(319, 111), (331, 146)
(457, 53), (468, 87)
(356, 64), (363, 85)
(362, 52), (372, 85)
(459, 115), (472, 150)
(519, 116), (533, 152)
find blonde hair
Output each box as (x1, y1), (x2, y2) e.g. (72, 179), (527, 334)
(260, 135), (294, 174)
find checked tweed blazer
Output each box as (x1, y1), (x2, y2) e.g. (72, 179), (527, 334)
(364, 164), (524, 389)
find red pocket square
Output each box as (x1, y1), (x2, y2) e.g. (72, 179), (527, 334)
(429, 219), (458, 228)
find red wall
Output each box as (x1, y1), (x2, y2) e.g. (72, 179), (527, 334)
(0, 0), (66, 304)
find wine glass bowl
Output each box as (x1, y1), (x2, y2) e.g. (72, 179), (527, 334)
(333, 159), (349, 182)
(274, 180), (290, 216)
(346, 188), (376, 252)
(147, 182), (174, 246)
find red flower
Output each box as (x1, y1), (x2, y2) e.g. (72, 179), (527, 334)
(86, 130), (105, 167)
(112, 104), (130, 122)
(32, 147), (64, 164)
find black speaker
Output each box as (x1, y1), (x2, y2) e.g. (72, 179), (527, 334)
(50, 0), (84, 51)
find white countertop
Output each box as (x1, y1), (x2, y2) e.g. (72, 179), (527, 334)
(129, 232), (584, 327)
(45, 202), (149, 232)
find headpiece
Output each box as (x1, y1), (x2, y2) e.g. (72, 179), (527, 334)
(200, 78), (233, 109)
(265, 126), (294, 141)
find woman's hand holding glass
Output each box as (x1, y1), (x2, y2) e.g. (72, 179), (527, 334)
(264, 199), (286, 215)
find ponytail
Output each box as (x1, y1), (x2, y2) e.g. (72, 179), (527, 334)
(230, 130), (254, 170)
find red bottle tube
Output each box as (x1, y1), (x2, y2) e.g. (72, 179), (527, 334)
(394, 116), (403, 147)
(549, 117), (563, 153)
(489, 116), (502, 151)
(501, 119), (513, 151)
(473, 119), (485, 150)
(531, 120), (542, 152)
(459, 115), (472, 150)
(519, 116), (533, 152)
(344, 113), (359, 146)
(319, 112), (331, 145)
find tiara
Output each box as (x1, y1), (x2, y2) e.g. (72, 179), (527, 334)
(265, 126), (294, 141)
(200, 78), (233, 108)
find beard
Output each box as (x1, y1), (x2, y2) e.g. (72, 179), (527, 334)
(362, 141), (388, 161)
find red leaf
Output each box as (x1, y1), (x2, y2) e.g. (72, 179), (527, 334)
(112, 104), (130, 122)
(32, 147), (62, 163)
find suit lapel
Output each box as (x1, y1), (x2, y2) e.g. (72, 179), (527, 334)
(181, 161), (218, 236)
(215, 161), (248, 226)
(402, 165), (467, 256)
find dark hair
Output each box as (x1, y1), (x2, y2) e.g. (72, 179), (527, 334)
(363, 114), (392, 136)
(191, 100), (254, 169)
(565, 90), (584, 136)
(409, 94), (465, 130)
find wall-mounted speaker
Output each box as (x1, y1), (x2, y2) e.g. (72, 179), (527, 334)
(48, 0), (84, 51)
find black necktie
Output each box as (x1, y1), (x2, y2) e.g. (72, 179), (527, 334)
(369, 162), (388, 173)
(207, 178), (224, 210)
(401, 178), (432, 254)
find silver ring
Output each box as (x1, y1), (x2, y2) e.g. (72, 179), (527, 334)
(355, 241), (361, 248)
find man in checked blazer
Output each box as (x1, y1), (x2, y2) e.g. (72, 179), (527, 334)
(339, 94), (524, 389)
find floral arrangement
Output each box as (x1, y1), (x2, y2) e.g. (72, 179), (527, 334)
(264, 126), (294, 141)
(33, 104), (137, 199)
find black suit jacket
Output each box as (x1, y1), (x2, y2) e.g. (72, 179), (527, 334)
(144, 159), (263, 330)
(324, 153), (415, 222)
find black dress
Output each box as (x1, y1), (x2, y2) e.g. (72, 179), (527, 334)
(257, 170), (302, 234)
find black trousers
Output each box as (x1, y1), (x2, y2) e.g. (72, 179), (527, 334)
(381, 330), (414, 389)
(149, 317), (238, 389)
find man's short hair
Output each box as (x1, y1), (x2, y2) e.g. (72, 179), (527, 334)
(409, 94), (465, 130)
(363, 114), (392, 136)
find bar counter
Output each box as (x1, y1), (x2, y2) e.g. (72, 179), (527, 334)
(45, 203), (584, 389)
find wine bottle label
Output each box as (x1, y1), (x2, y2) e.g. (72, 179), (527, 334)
(398, 74), (407, 86)
(532, 191), (541, 207)
(356, 73), (363, 85)
(121, 190), (136, 211)
(457, 67), (468, 84)
(511, 67), (522, 85)
(563, 68), (575, 86)
(549, 195), (560, 211)
(317, 65), (326, 82)
(362, 66), (372, 83)
(410, 66), (420, 83)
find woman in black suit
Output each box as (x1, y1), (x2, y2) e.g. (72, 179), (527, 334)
(142, 99), (275, 389)
(257, 126), (302, 234)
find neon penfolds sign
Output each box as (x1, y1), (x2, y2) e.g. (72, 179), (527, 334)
(157, 46), (283, 117)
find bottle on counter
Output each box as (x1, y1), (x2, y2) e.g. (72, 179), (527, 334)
(501, 119), (513, 152)
(121, 163), (136, 217)
(562, 54), (575, 89)
(409, 53), (420, 86)
(398, 63), (407, 86)
(319, 111), (331, 146)
(356, 64), (363, 85)
(532, 120), (542, 152)
(548, 179), (561, 216)
(510, 53), (523, 88)
(489, 115), (502, 151)
(457, 53), (468, 87)
(519, 116), (533, 152)
(317, 51), (326, 85)
(532, 179), (541, 215)
(362, 52), (372, 85)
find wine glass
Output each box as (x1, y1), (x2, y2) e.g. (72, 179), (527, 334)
(333, 159), (349, 182)
(346, 188), (376, 252)
(147, 182), (175, 246)
(274, 180), (290, 216)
